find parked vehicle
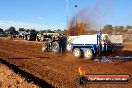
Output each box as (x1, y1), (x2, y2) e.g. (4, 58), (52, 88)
(0, 31), (6, 37)
(37, 33), (59, 42)
(23, 30), (37, 41)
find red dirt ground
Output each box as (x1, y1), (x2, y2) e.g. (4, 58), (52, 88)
(0, 37), (132, 88)
(0, 63), (39, 88)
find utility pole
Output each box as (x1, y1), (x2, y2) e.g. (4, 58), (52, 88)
(75, 5), (78, 35)
(65, 0), (69, 31)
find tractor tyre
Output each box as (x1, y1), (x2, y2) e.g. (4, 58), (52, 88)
(66, 42), (72, 52)
(51, 42), (60, 53)
(27, 35), (30, 41)
(42, 42), (49, 51)
(24, 35), (27, 40)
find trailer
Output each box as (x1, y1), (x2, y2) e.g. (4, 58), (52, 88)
(66, 32), (123, 60)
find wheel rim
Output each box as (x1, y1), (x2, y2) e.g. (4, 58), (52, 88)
(85, 50), (91, 58)
(41, 37), (43, 41)
(66, 44), (72, 51)
(74, 50), (80, 57)
(28, 37), (30, 40)
(53, 45), (58, 51)
(42, 47), (46, 51)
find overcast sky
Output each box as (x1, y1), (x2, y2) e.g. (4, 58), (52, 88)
(0, 0), (132, 30)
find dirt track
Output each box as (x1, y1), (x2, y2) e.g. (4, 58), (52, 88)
(0, 63), (39, 88)
(0, 38), (132, 88)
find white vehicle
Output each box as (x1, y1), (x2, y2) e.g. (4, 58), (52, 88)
(66, 33), (123, 59)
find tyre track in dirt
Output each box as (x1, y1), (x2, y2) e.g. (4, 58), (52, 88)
(0, 39), (80, 87)
(0, 40), (50, 59)
(0, 58), (53, 88)
(0, 38), (132, 88)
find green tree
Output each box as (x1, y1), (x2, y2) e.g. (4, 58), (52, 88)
(114, 26), (125, 34)
(0, 28), (4, 34)
(0, 28), (3, 31)
(8, 26), (17, 35)
(126, 26), (132, 29)
(18, 28), (26, 32)
(102, 24), (113, 34)
(0, 28), (4, 32)
(41, 30), (47, 33)
(57, 29), (61, 33)
(25, 29), (30, 32)
(47, 29), (55, 33)
(30, 29), (37, 33)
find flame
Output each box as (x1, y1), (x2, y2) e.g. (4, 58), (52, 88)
(79, 67), (86, 75)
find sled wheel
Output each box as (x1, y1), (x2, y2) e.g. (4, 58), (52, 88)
(84, 48), (93, 60)
(73, 48), (82, 58)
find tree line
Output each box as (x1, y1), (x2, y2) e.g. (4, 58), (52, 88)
(0, 25), (132, 35)
(0, 27), (65, 35)
(102, 25), (132, 34)
(86, 25), (132, 34)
